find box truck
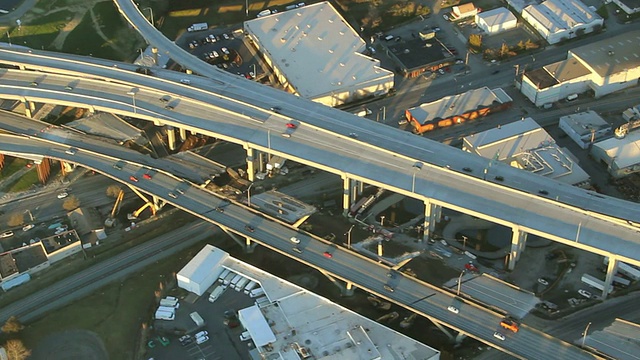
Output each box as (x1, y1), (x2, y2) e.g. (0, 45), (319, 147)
(187, 23), (208, 32)
(581, 274), (612, 294)
(234, 277), (250, 291)
(155, 309), (175, 321)
(243, 281), (258, 294)
(190, 311), (205, 326)
(249, 287), (265, 298)
(218, 269), (231, 283)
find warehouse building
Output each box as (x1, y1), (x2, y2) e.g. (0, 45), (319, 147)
(520, 30), (640, 106)
(244, 1), (394, 107)
(612, 0), (640, 15)
(463, 117), (591, 187)
(521, 0), (602, 44)
(590, 131), (640, 178)
(475, 7), (518, 34)
(558, 111), (612, 149)
(451, 2), (478, 20)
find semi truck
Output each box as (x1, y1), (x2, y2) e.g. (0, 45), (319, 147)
(234, 277), (250, 291)
(581, 274), (612, 294)
(187, 23), (208, 32)
(604, 257), (640, 281)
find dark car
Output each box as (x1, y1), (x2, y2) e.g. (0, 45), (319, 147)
(245, 225), (255, 233)
(491, 70), (500, 75)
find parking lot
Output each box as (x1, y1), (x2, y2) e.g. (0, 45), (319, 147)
(147, 283), (256, 360)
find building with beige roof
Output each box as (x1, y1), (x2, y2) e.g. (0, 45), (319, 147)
(243, 1), (393, 107)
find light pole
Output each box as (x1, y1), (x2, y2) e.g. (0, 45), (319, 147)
(380, 215), (385, 227)
(581, 322), (592, 348)
(345, 225), (354, 249)
(6, 31), (11, 47)
(247, 183), (254, 207)
(462, 235), (468, 252)
(245, 0), (249, 17)
(142, 7), (154, 27)
(24, 209), (34, 222)
(127, 89), (137, 114)
(267, 128), (271, 151)
(380, 106), (386, 122)
(252, 63), (256, 77)
(456, 270), (465, 296)
(412, 161), (422, 193)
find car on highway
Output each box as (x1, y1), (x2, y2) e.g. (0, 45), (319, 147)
(383, 284), (394, 292)
(447, 306), (459, 314)
(143, 173), (152, 180)
(493, 332), (506, 341)
(0, 231), (14, 238)
(215, 206), (224, 213)
(290, 236), (300, 244)
(349, 132), (358, 139)
(159, 95), (171, 103)
(292, 246), (303, 254)
(281, 132), (291, 138)
(65, 147), (77, 155)
(164, 104), (174, 110)
(112, 164), (123, 170)
(270, 106), (282, 113)
(65, 85), (73, 91)
(500, 318), (519, 333)
(22, 224), (35, 232)
(537, 278), (549, 286)
(245, 225), (255, 233)
(491, 69), (500, 75)
(57, 192), (69, 199)
(578, 289), (593, 299)
(323, 251), (333, 259)
(129, 176), (138, 182)
(168, 192), (178, 199)
(286, 122), (296, 129)
(196, 335), (209, 344)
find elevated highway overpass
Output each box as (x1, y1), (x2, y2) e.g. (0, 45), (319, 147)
(0, 49), (639, 277)
(0, 115), (601, 360)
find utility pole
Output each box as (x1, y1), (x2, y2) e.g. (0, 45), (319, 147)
(581, 322), (592, 348)
(247, 183), (254, 208)
(456, 270), (465, 296)
(345, 225), (354, 249)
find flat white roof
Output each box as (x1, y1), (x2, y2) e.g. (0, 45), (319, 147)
(593, 130), (640, 168)
(464, 118), (590, 185)
(476, 7), (517, 27)
(177, 244), (228, 283)
(569, 30), (640, 78)
(244, 1), (392, 99)
(559, 110), (610, 137)
(216, 247), (439, 359)
(407, 87), (512, 123)
(524, 0), (600, 34)
(238, 305), (276, 347)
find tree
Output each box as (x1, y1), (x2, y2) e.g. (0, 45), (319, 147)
(63, 196), (80, 211)
(469, 33), (482, 48)
(106, 185), (122, 198)
(1, 316), (24, 333)
(4, 339), (31, 360)
(7, 213), (24, 227)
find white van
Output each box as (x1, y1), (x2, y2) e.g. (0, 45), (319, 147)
(566, 94), (578, 101)
(240, 331), (252, 341)
(384, 34), (394, 41)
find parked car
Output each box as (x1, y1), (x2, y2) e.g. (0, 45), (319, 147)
(537, 278), (549, 286)
(578, 289), (593, 298)
(196, 335), (209, 344)
(195, 330), (208, 339)
(22, 224), (35, 232)
(57, 192), (69, 199)
(0, 231), (14, 238)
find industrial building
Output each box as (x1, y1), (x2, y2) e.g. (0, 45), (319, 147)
(521, 0), (603, 44)
(177, 245), (229, 296)
(590, 131), (640, 179)
(462, 117), (591, 187)
(451, 2), (478, 20)
(558, 111), (612, 149)
(405, 87), (513, 134)
(177, 245), (441, 359)
(475, 7), (518, 34)
(612, 0), (640, 15)
(385, 37), (452, 78)
(243, 1), (394, 107)
(520, 30), (640, 106)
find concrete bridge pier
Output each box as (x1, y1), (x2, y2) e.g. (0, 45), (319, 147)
(321, 270), (355, 297)
(22, 99), (35, 118)
(166, 126), (176, 151)
(454, 332), (467, 346)
(422, 200), (440, 241)
(245, 147), (256, 181)
(219, 226), (252, 251)
(179, 127), (187, 141)
(432, 321), (455, 341)
(342, 175), (351, 216)
(602, 256), (618, 299)
(508, 227), (528, 270)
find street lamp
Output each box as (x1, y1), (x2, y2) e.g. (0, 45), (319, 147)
(142, 7), (154, 27)
(267, 128), (271, 151)
(380, 106), (386, 122)
(246, 183), (254, 208)
(581, 322), (592, 348)
(380, 215), (385, 227)
(245, 0), (249, 17)
(462, 235), (468, 252)
(412, 161), (423, 193)
(345, 225), (355, 249)
(24, 209), (34, 222)
(6, 31), (11, 47)
(127, 89), (137, 114)
(456, 270), (465, 296)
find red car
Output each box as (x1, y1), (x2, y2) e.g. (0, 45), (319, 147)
(323, 251), (333, 259)
(129, 175), (139, 182)
(286, 122), (297, 129)
(143, 173), (152, 180)
(465, 263), (479, 273)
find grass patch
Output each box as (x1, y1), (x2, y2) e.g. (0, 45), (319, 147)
(5, 169), (40, 192)
(2, 10), (72, 50)
(0, 157), (29, 180)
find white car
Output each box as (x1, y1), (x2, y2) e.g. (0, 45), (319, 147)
(0, 231), (14, 238)
(493, 332), (506, 341)
(443, 14), (450, 21)
(447, 306), (459, 314)
(196, 335), (209, 344)
(290, 236), (300, 244)
(578, 289), (593, 299)
(537, 278), (549, 286)
(22, 224), (35, 232)
(195, 330), (208, 339)
(57, 192), (69, 199)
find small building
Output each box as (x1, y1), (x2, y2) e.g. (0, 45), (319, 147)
(177, 245), (229, 296)
(612, 0), (640, 15)
(475, 7), (517, 34)
(590, 131), (640, 178)
(405, 87), (513, 134)
(385, 37), (452, 78)
(243, 1), (394, 107)
(452, 2), (478, 20)
(520, 30), (640, 106)
(463, 117), (591, 187)
(559, 111), (611, 149)
(522, 0), (603, 44)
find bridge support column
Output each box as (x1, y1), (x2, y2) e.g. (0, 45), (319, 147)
(258, 151), (267, 173)
(432, 321), (454, 341)
(377, 240), (383, 258)
(179, 127), (187, 141)
(342, 175), (351, 216)
(87, 106), (95, 114)
(244, 236), (256, 253)
(166, 126), (176, 151)
(422, 200), (439, 241)
(454, 332), (467, 345)
(358, 180), (364, 195)
(246, 148), (256, 182)
(22, 100), (35, 118)
(507, 227), (527, 270)
(602, 256), (618, 299)
(219, 226), (248, 249)
(321, 270), (355, 297)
